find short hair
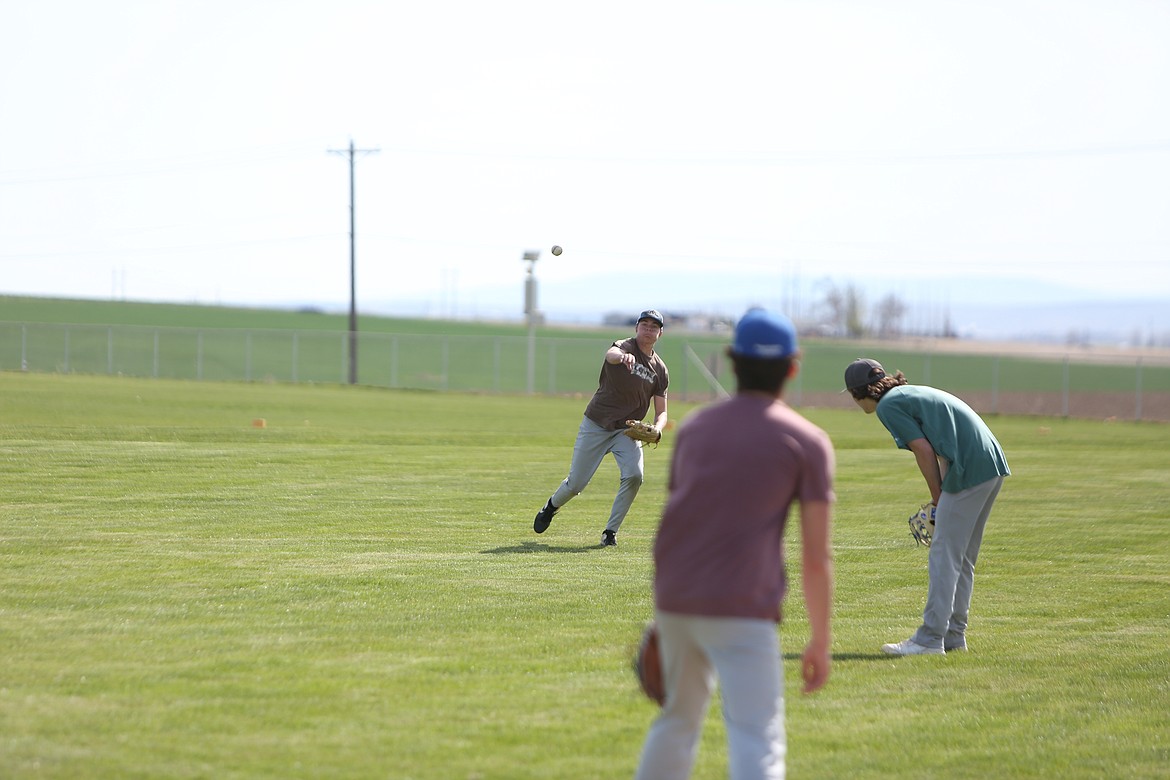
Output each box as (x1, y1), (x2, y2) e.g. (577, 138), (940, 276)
(850, 370), (908, 401)
(731, 353), (794, 395)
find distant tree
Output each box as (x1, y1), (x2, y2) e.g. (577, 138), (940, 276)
(873, 293), (907, 339)
(823, 283), (867, 338)
(823, 287), (842, 336)
(842, 285), (867, 339)
(941, 312), (957, 339)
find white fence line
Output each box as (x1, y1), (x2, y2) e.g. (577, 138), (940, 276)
(2, 322), (1168, 421)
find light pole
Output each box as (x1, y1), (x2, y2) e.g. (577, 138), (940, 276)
(522, 250), (541, 394)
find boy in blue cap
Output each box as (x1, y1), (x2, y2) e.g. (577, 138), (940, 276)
(636, 308), (835, 780)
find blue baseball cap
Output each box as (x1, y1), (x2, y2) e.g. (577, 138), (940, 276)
(730, 308), (798, 359)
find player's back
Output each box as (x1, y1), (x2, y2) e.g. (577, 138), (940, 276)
(652, 393), (834, 621)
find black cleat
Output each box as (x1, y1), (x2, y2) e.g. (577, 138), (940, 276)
(534, 499), (558, 534)
(600, 530), (617, 547)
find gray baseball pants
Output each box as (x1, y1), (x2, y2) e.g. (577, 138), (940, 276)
(636, 612), (786, 780)
(550, 415), (644, 534)
(912, 476), (1005, 650)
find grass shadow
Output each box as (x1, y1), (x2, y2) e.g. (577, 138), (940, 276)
(480, 540), (600, 555)
(783, 652), (892, 662)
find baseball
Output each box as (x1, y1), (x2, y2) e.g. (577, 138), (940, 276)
(551, 245), (562, 256)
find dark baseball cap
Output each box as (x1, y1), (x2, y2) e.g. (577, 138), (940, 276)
(638, 309), (664, 327)
(843, 358), (885, 391)
(730, 308), (798, 359)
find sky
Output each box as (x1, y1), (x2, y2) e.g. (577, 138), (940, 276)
(2, 0), (1169, 338)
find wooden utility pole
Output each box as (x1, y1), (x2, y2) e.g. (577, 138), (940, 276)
(328, 139), (379, 384)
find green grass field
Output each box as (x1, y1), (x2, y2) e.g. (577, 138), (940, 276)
(2, 371), (1168, 779)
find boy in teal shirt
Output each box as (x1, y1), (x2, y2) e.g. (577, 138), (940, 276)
(845, 358), (1010, 655)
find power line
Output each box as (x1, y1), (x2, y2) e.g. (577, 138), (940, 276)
(0, 233), (340, 260)
(0, 143), (327, 185)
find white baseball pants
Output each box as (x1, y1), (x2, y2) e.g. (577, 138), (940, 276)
(635, 611), (786, 780)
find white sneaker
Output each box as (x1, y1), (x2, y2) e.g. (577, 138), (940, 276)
(881, 638), (945, 656)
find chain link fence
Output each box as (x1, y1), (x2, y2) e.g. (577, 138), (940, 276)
(3, 321), (1168, 421)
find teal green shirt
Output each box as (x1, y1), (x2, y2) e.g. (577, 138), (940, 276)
(876, 386), (1010, 493)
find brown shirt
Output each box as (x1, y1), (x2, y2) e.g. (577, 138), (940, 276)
(583, 337), (669, 430)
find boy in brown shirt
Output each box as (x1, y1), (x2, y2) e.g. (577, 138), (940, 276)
(533, 309), (669, 546)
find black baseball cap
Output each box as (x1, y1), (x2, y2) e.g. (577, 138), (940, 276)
(843, 358), (885, 391)
(638, 309), (664, 327)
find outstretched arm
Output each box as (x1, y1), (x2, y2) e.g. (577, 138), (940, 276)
(606, 345), (635, 370)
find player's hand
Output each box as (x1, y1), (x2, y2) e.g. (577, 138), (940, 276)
(801, 642), (830, 694)
(620, 352), (636, 371)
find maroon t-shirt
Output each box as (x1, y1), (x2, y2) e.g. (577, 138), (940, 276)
(653, 394), (835, 622)
(583, 338), (669, 430)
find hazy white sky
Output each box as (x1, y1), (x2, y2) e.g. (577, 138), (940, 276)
(2, 0), (1168, 324)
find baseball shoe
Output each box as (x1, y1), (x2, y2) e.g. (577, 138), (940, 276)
(533, 499), (558, 534)
(944, 641), (968, 653)
(881, 638), (945, 656)
(600, 530), (617, 547)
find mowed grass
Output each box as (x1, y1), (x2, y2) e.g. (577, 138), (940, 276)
(1, 372), (1168, 779)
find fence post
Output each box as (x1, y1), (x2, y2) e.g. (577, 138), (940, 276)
(1061, 355), (1070, 418)
(992, 354), (1000, 414)
(442, 336), (449, 391)
(1136, 357), (1144, 422)
(21, 324), (27, 371)
(526, 319), (536, 395)
(390, 336), (400, 388)
(493, 337), (501, 393)
(548, 340), (556, 394)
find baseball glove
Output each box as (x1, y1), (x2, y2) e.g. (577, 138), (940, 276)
(908, 503), (936, 547)
(633, 622), (665, 706)
(623, 420), (661, 446)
